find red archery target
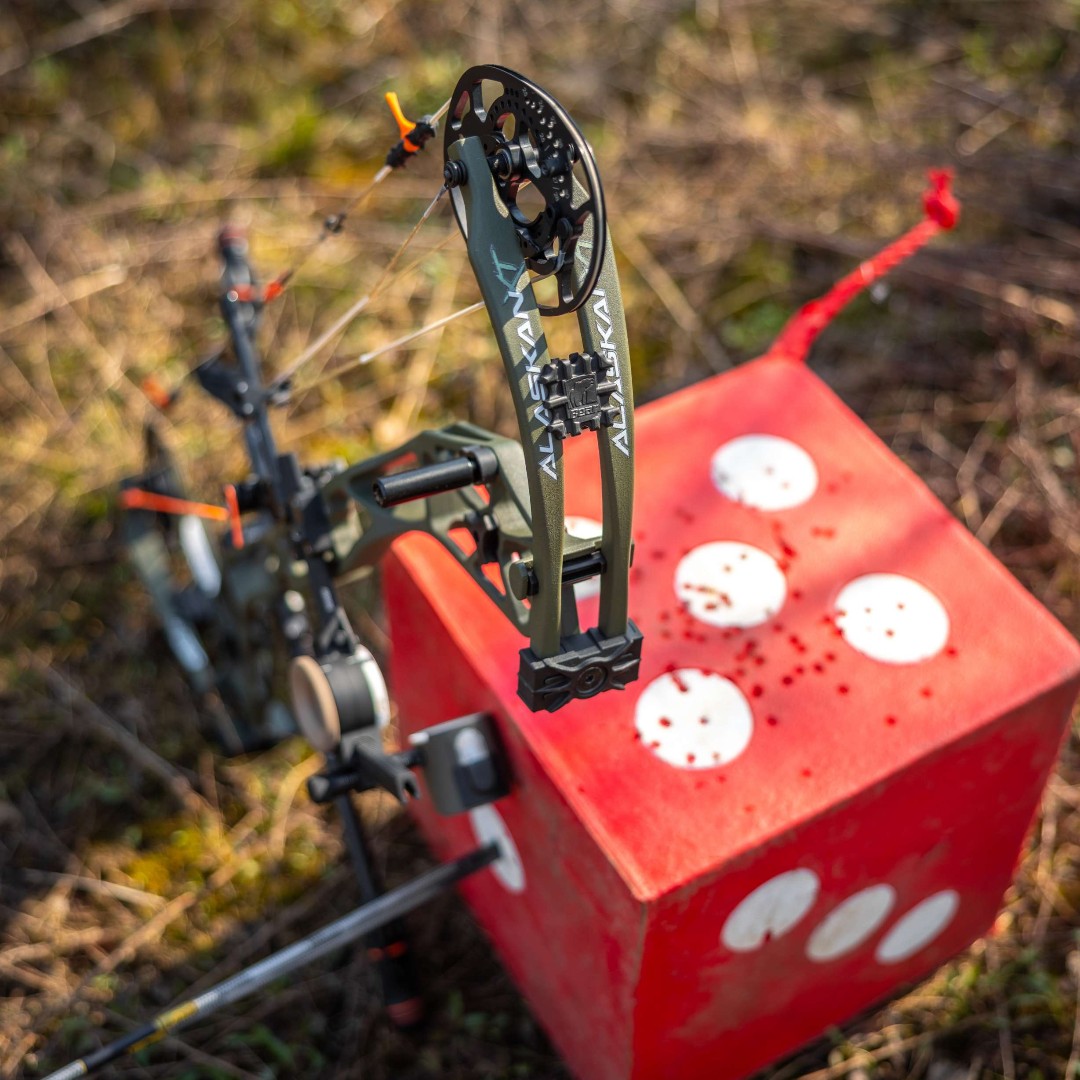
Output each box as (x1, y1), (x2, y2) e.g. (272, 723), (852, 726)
(383, 355), (1080, 1080)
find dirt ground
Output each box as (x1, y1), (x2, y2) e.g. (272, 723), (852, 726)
(3, 1), (1080, 1077)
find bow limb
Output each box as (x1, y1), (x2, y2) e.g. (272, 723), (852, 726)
(449, 135), (565, 659)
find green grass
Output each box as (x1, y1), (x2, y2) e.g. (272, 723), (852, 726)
(3, 1), (1080, 1077)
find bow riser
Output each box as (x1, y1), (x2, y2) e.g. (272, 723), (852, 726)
(573, 212), (635, 639)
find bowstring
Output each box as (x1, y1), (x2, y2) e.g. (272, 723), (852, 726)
(265, 164), (394, 297)
(170, 94), (452, 397)
(271, 182), (452, 394)
(298, 300), (486, 394)
(263, 96), (453, 301)
(282, 229), (461, 405)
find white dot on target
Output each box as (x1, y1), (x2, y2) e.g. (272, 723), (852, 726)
(835, 574), (950, 664)
(634, 669), (753, 770)
(806, 884), (896, 962)
(675, 542), (787, 628)
(721, 869), (820, 953)
(469, 804), (526, 895)
(711, 434), (818, 511)
(875, 890), (959, 963)
(565, 516), (603, 602)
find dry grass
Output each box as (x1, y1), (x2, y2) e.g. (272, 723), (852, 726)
(2, 1), (1080, 1077)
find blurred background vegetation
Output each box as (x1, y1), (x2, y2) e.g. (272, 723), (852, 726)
(2, 1), (1080, 1077)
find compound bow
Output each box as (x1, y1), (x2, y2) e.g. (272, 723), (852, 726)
(41, 65), (641, 1078)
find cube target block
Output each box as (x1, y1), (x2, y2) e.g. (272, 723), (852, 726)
(383, 356), (1080, 1080)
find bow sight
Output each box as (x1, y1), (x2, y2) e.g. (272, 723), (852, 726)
(57, 65), (641, 1076)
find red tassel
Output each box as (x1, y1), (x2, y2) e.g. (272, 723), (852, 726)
(766, 169), (960, 364)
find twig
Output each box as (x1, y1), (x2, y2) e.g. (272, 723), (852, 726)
(0, 928), (111, 967)
(0, 341), (66, 422)
(15, 869), (167, 912)
(83, 829), (277, 981)
(975, 480), (1025, 546)
(383, 263), (460, 438)
(4, 233), (141, 412)
(1027, 782), (1062, 947)
(616, 229), (730, 372)
(1067, 951), (1080, 1080)
(756, 221), (1080, 329)
(268, 754), (323, 862)
(956, 389), (1014, 532)
(0, 0), (206, 80)
(0, 265), (127, 338)
(23, 652), (207, 816)
(795, 1033), (934, 1080)
(1011, 361), (1080, 558)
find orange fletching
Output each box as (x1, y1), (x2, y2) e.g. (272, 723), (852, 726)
(224, 484), (245, 550)
(385, 91), (421, 152)
(120, 488), (229, 522)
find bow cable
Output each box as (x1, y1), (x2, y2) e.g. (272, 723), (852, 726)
(300, 300), (486, 393)
(145, 92), (449, 411)
(268, 182), (451, 393)
(260, 94), (451, 303)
